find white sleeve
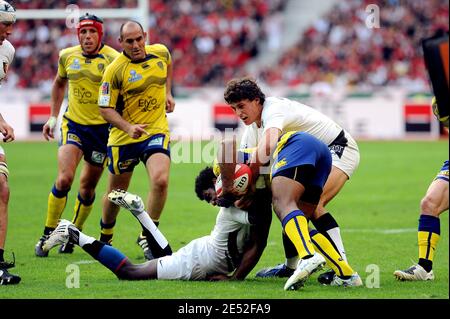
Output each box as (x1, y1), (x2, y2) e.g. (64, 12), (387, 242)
(262, 101), (285, 133)
(239, 125), (257, 149)
(0, 41), (15, 83)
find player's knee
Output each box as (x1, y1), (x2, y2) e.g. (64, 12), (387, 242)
(152, 174), (169, 191)
(420, 195), (439, 216)
(56, 174), (75, 190)
(0, 180), (10, 205)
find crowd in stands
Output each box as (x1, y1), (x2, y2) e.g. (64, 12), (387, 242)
(13, 0), (137, 9)
(3, 0), (449, 91)
(5, 0), (286, 91)
(259, 0), (449, 91)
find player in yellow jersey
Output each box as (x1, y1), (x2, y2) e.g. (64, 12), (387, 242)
(394, 97), (449, 281)
(97, 21), (175, 260)
(35, 13), (120, 257)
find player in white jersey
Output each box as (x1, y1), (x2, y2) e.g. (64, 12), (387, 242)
(42, 167), (272, 281)
(223, 77), (360, 284)
(0, 0), (20, 285)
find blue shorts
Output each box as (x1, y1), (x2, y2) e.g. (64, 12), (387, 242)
(60, 116), (109, 166)
(108, 133), (170, 175)
(435, 160), (449, 182)
(272, 131), (332, 190)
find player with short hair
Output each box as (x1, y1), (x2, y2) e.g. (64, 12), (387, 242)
(0, 0), (20, 285)
(223, 77), (361, 285)
(394, 97), (449, 281)
(42, 166), (272, 281)
(97, 20), (176, 260)
(34, 13), (120, 257)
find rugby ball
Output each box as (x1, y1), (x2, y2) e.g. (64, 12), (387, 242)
(215, 164), (252, 197)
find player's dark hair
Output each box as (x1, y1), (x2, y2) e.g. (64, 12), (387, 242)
(224, 77), (265, 105)
(195, 167), (216, 201)
(119, 20), (144, 39)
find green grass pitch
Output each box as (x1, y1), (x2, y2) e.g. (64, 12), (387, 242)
(0, 140), (448, 299)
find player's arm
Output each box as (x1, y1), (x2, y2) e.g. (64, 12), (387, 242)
(249, 127), (282, 181)
(230, 204), (272, 280)
(100, 107), (149, 139)
(43, 74), (67, 141)
(165, 61), (175, 113)
(0, 113), (14, 143)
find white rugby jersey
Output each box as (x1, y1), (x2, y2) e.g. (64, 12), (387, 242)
(0, 39), (14, 85)
(245, 96), (343, 146)
(208, 206), (252, 273)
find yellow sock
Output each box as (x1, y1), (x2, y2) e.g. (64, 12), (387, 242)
(418, 231), (440, 262)
(418, 215), (441, 265)
(72, 194), (94, 231)
(45, 186), (68, 229)
(282, 210), (315, 259)
(310, 230), (354, 277)
(99, 219), (116, 244)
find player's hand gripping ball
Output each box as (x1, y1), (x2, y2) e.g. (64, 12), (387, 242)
(215, 164), (252, 197)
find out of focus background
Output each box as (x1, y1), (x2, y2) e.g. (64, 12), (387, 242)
(1, 0), (448, 141)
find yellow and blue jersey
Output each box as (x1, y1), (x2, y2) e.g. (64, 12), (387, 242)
(58, 44), (119, 125)
(98, 44), (172, 146)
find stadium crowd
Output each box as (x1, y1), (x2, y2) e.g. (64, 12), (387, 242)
(5, 0), (287, 91)
(3, 0), (449, 91)
(259, 0), (449, 90)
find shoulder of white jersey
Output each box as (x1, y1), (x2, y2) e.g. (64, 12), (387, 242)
(0, 39), (14, 63)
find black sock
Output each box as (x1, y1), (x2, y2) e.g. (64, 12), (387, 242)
(0, 248), (4, 262)
(418, 258), (433, 273)
(82, 240), (106, 260)
(142, 228), (172, 258)
(282, 231), (298, 260)
(312, 212), (341, 256)
(44, 227), (55, 236)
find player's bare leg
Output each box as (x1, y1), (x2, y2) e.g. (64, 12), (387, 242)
(99, 171), (133, 244)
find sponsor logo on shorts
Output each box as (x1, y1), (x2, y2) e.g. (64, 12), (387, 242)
(67, 133), (82, 145)
(91, 151), (106, 164)
(148, 136), (163, 147)
(118, 158), (139, 170)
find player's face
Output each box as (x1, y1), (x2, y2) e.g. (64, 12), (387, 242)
(202, 188), (218, 205)
(0, 21), (13, 45)
(230, 99), (262, 126)
(120, 29), (147, 61)
(79, 27), (100, 55)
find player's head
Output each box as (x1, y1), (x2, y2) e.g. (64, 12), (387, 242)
(195, 167), (218, 204)
(119, 20), (147, 61)
(224, 77), (265, 125)
(0, 0), (16, 45)
(77, 13), (103, 54)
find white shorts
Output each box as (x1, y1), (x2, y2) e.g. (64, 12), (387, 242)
(156, 236), (227, 280)
(330, 131), (360, 178)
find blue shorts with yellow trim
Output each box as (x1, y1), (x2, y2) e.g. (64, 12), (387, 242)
(272, 132), (332, 189)
(435, 160), (449, 182)
(108, 133), (170, 175)
(59, 116), (109, 167)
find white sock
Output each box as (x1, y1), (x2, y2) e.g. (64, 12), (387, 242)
(133, 210), (169, 248)
(327, 227), (347, 262)
(78, 232), (95, 247)
(285, 256), (299, 269)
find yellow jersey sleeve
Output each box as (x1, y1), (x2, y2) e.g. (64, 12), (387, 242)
(99, 44), (172, 146)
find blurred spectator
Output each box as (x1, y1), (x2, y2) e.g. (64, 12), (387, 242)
(259, 0), (449, 90)
(6, 0), (286, 91)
